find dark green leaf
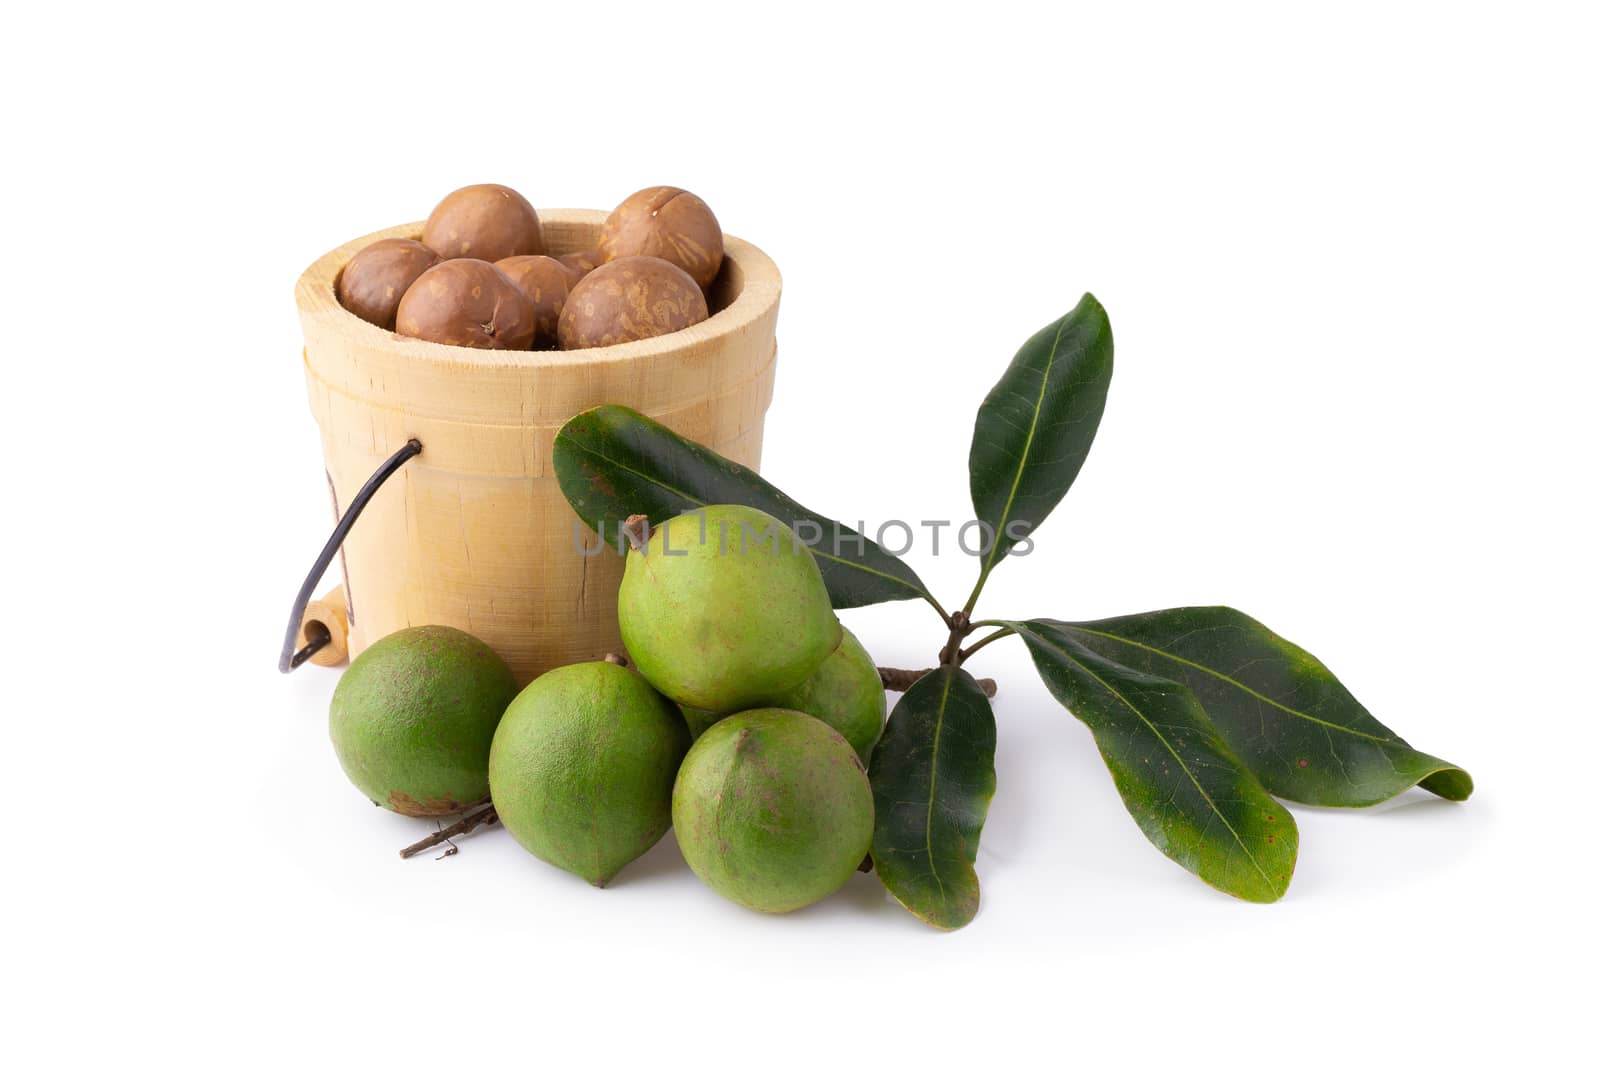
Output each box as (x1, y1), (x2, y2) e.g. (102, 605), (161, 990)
(554, 405), (931, 610)
(1058, 607), (1473, 807)
(868, 666), (997, 930)
(968, 294), (1113, 578)
(1011, 620), (1297, 903)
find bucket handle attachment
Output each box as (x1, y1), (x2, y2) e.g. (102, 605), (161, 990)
(279, 438), (423, 673)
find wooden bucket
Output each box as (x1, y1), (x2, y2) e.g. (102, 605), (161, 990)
(294, 209), (781, 682)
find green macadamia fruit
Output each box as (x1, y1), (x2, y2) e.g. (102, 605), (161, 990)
(395, 258), (537, 349)
(679, 628), (884, 759)
(678, 704), (727, 740)
(598, 186), (724, 290)
(557, 256), (708, 349)
(421, 183), (543, 262)
(494, 254), (575, 349)
(489, 661), (689, 887)
(673, 708), (874, 913)
(329, 625), (518, 816)
(337, 238), (439, 330)
(774, 626), (887, 763)
(618, 504), (842, 713)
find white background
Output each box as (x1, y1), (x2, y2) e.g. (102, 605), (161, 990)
(5, 1), (1596, 1062)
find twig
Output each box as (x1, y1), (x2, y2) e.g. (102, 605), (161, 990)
(399, 803), (500, 859)
(938, 610), (970, 665)
(958, 627), (1016, 663)
(622, 513), (651, 550)
(879, 666), (997, 699)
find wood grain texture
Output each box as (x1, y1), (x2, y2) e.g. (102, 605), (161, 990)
(296, 209), (782, 682)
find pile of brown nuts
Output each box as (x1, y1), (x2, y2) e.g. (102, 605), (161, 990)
(336, 184), (723, 351)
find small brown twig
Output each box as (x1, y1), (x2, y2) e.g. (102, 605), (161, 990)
(938, 610), (971, 665)
(622, 513), (651, 551)
(879, 666), (998, 699)
(399, 803), (500, 859)
(603, 652), (631, 667)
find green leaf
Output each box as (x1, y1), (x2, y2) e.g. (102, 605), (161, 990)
(1010, 620), (1297, 903)
(1057, 607), (1473, 807)
(868, 666), (997, 930)
(554, 405), (932, 610)
(968, 294), (1113, 581)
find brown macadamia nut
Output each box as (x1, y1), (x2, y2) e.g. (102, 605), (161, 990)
(598, 187), (724, 290)
(495, 255), (575, 350)
(337, 238), (439, 329)
(395, 259), (537, 350)
(422, 184), (543, 263)
(558, 249), (602, 281)
(558, 256), (709, 350)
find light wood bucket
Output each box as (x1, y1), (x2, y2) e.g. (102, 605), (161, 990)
(295, 209), (781, 682)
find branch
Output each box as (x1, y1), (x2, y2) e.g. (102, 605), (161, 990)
(879, 666), (997, 699)
(399, 803), (500, 859)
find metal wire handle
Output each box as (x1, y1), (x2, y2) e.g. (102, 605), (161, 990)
(278, 438), (423, 673)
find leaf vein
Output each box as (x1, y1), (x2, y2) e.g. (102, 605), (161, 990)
(1048, 637), (1276, 894)
(1062, 624), (1398, 745)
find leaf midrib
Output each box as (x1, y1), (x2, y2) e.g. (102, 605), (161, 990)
(921, 668), (955, 909)
(1034, 628), (1277, 894)
(561, 438), (926, 596)
(978, 318), (1065, 578)
(1061, 623), (1398, 746)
